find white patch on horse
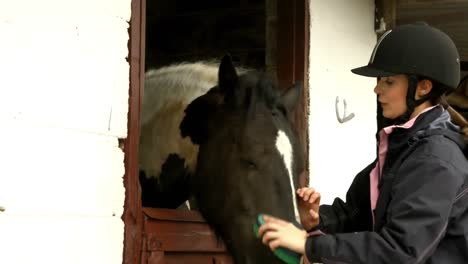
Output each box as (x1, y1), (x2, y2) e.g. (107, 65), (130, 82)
(275, 130), (300, 223)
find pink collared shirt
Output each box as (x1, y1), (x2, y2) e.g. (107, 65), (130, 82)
(369, 105), (439, 227)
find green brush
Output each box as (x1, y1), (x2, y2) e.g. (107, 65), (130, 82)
(253, 214), (302, 264)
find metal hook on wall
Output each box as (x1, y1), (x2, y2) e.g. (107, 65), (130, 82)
(335, 96), (355, 123)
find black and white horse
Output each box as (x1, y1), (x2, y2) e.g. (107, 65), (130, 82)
(180, 55), (305, 263)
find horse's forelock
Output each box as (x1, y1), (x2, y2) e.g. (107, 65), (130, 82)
(256, 74), (280, 108)
(232, 72), (280, 113)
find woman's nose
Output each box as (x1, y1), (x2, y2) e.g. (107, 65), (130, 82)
(374, 79), (385, 95)
(374, 85), (381, 95)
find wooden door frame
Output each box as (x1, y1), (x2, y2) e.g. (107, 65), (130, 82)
(277, 0), (310, 185)
(123, 0), (145, 263)
(123, 0), (309, 262)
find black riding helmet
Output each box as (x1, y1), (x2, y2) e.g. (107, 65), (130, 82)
(351, 22), (461, 125)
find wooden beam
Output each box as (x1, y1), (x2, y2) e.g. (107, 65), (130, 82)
(123, 0), (145, 263)
(375, 0), (397, 37)
(277, 0), (310, 185)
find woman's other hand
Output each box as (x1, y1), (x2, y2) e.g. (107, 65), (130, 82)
(296, 187), (320, 231)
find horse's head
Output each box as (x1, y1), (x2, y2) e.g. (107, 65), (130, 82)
(181, 55), (304, 263)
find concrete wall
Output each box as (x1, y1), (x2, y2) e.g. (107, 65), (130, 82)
(0, 0), (131, 263)
(308, 0), (377, 204)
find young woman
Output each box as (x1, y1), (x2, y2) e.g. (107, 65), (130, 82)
(258, 23), (468, 263)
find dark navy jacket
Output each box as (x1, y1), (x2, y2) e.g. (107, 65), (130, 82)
(306, 106), (468, 263)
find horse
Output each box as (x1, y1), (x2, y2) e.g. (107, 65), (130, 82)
(180, 55), (305, 263)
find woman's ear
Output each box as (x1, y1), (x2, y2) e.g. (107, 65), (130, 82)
(415, 79), (433, 99)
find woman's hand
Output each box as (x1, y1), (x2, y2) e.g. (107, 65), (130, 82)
(297, 187), (321, 231)
(257, 215), (307, 254)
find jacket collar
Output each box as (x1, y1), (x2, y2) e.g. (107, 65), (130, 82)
(386, 105), (465, 150)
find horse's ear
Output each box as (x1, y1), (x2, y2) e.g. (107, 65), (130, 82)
(180, 89), (222, 145)
(218, 54), (238, 95)
(281, 82), (303, 111)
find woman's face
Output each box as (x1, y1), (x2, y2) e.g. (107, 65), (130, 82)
(374, 75), (408, 119)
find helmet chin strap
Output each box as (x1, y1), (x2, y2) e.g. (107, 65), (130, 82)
(395, 74), (420, 124)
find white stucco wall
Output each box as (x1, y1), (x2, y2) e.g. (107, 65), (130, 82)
(308, 0), (377, 204)
(0, 1), (131, 263)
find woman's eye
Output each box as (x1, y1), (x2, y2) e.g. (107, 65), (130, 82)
(385, 80), (393, 85)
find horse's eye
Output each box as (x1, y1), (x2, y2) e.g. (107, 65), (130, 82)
(247, 161), (257, 170)
(277, 106), (287, 116)
(241, 159), (258, 170)
(272, 105), (287, 116)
